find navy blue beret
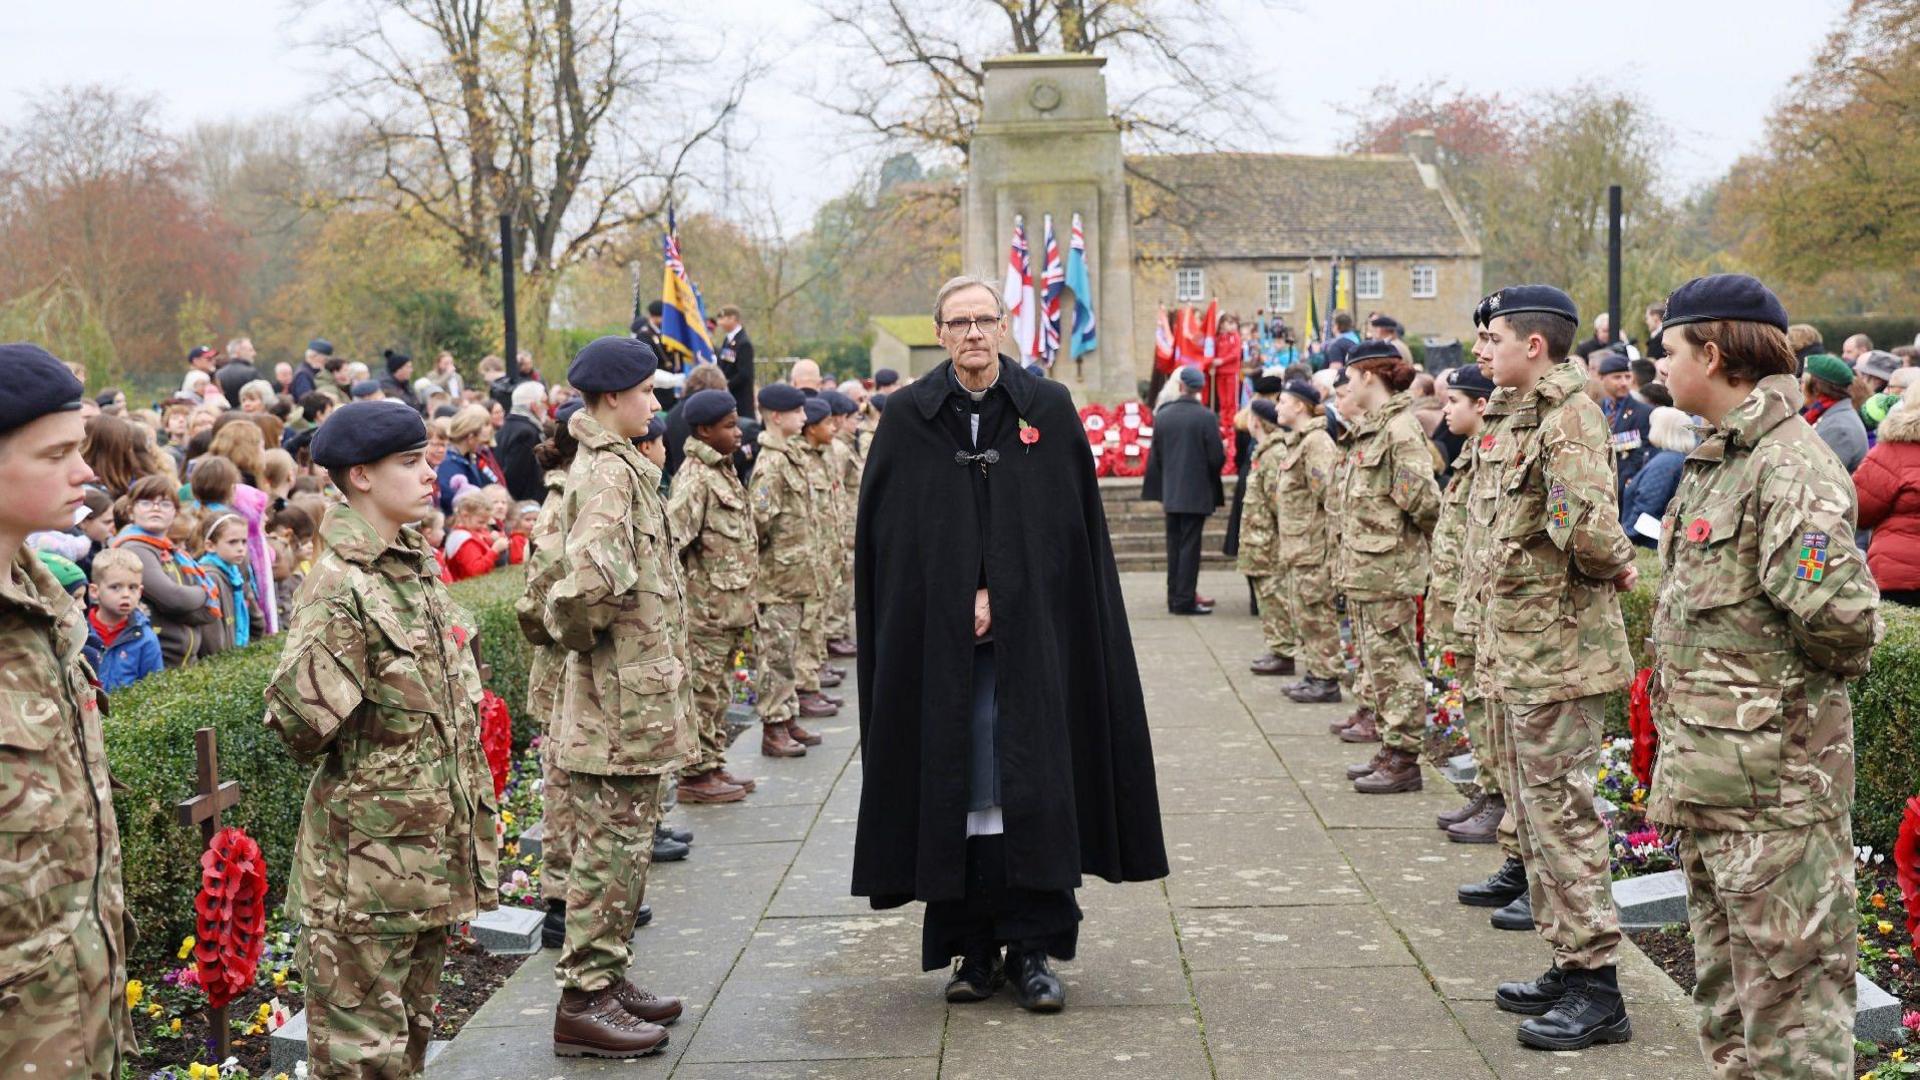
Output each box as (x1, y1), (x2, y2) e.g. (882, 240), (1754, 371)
(0, 343), (85, 436)
(1597, 353), (1631, 375)
(1249, 398), (1279, 425)
(1447, 366), (1494, 398)
(802, 397), (831, 425)
(758, 383), (806, 413)
(567, 335), (658, 393)
(308, 338), (333, 355)
(870, 392), (888, 413)
(311, 400), (428, 469)
(1177, 366), (1206, 389)
(873, 368), (900, 388)
(1661, 274), (1788, 335)
(1251, 375), (1285, 395)
(635, 415), (667, 443)
(823, 390), (857, 416)
(1346, 340), (1401, 363)
(1480, 284), (1577, 327)
(1282, 379), (1321, 407)
(554, 399), (583, 427)
(680, 389), (736, 428)
(351, 380), (382, 399)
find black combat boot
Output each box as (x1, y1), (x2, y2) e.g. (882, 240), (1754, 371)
(543, 898), (566, 950)
(1457, 856), (1527, 907)
(1490, 892), (1534, 931)
(1516, 966), (1631, 1050)
(1494, 964), (1566, 1015)
(1007, 947), (1065, 1013)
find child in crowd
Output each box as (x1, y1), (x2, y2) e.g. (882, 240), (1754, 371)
(511, 501), (540, 565)
(112, 475), (221, 668)
(483, 483), (513, 531)
(444, 489), (506, 581)
(188, 454), (240, 512)
(260, 448), (296, 503)
(83, 548), (164, 691)
(194, 511), (264, 654)
(268, 505), (316, 624)
(28, 486), (114, 575)
(419, 507), (453, 583)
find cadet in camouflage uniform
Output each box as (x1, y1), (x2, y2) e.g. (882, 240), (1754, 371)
(542, 338), (690, 1057)
(0, 345), (134, 1080)
(1274, 380), (1345, 705)
(824, 389), (864, 657)
(1236, 398), (1296, 675)
(752, 383), (826, 757)
(265, 400), (500, 1079)
(1649, 275), (1881, 1080)
(666, 389), (756, 804)
(1467, 285), (1638, 1051)
(794, 397), (845, 718)
(1332, 342), (1441, 792)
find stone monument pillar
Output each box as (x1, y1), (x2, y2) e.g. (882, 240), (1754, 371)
(965, 54), (1137, 401)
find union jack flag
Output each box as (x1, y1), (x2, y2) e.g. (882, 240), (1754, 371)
(1040, 213), (1065, 366)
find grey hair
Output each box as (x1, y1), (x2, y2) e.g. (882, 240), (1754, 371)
(933, 275), (1007, 324)
(510, 380), (548, 409)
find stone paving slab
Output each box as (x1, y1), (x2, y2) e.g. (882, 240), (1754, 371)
(430, 570), (1714, 1079)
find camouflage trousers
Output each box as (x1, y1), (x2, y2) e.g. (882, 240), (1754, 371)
(797, 598), (828, 692)
(297, 926), (447, 1080)
(1283, 563), (1342, 679)
(1251, 573), (1297, 658)
(540, 733), (574, 902)
(1494, 692), (1619, 970)
(1678, 815), (1856, 1080)
(755, 601), (802, 725)
(685, 625), (748, 774)
(1449, 649), (1518, 859)
(0, 907), (131, 1079)
(1349, 597), (1424, 751)
(824, 548), (854, 640)
(556, 773), (667, 992)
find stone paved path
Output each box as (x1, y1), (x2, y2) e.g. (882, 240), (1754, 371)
(429, 570), (1713, 1079)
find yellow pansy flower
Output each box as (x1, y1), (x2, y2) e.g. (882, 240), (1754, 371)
(1880, 920), (1895, 935)
(126, 979), (143, 1009)
(178, 935), (196, 960)
(170, 1018), (182, 1034)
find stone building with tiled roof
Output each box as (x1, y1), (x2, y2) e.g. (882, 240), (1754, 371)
(1127, 135), (1483, 373)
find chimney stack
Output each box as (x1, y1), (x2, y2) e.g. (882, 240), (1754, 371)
(1404, 128), (1438, 165)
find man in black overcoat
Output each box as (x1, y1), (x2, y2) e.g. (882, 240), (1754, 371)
(1141, 366), (1225, 615)
(714, 305), (758, 420)
(852, 275), (1168, 1014)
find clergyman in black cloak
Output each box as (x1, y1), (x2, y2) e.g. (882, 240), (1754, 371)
(851, 275), (1169, 1013)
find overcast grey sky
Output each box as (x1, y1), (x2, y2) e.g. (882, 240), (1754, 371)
(2, 0), (1845, 229)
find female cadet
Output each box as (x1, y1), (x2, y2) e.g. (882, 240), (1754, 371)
(1331, 341), (1441, 793)
(1236, 396), (1295, 675)
(1272, 379), (1345, 706)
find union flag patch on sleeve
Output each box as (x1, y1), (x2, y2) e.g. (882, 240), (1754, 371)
(1795, 531), (1829, 582)
(1548, 482), (1570, 529)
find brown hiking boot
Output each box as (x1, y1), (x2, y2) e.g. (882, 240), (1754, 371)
(1250, 653), (1296, 676)
(608, 979), (684, 1026)
(761, 723), (807, 758)
(829, 638), (859, 657)
(554, 986), (669, 1058)
(1437, 790), (1488, 829)
(811, 687), (845, 706)
(717, 768), (757, 793)
(818, 668), (845, 688)
(677, 770), (747, 804)
(1337, 709), (1381, 743)
(798, 692), (840, 718)
(1346, 746), (1392, 781)
(1353, 747), (1423, 794)
(1330, 706), (1377, 735)
(1447, 796), (1505, 844)
(787, 720), (823, 746)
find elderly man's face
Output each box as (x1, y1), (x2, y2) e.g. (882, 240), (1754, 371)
(790, 360), (822, 390)
(938, 285), (1004, 378)
(1594, 314), (1611, 343)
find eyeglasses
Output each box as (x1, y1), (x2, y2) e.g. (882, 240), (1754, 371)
(133, 499), (173, 511)
(939, 316), (1002, 337)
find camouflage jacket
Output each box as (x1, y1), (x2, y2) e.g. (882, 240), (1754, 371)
(264, 505), (498, 934)
(1454, 387), (1517, 690)
(1467, 361), (1635, 707)
(1426, 441), (1476, 651)
(1332, 392), (1441, 600)
(544, 410), (693, 776)
(1235, 429), (1288, 576)
(518, 472), (567, 726)
(802, 439), (843, 580)
(1274, 416), (1339, 566)
(1649, 373), (1883, 831)
(829, 434), (862, 549)
(0, 551), (132, 1044)
(751, 430), (824, 604)
(668, 438), (758, 631)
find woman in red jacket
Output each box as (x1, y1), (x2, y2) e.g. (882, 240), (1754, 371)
(444, 487), (508, 581)
(1853, 380), (1920, 604)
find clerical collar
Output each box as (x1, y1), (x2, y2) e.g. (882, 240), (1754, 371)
(950, 363), (1001, 403)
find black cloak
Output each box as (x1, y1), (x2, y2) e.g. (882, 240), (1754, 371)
(851, 358), (1169, 906)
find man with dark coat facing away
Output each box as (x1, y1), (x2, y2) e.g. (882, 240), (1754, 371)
(853, 275), (1169, 1015)
(1142, 366), (1226, 614)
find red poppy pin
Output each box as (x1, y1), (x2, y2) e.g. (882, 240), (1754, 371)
(1018, 418), (1040, 449)
(1685, 518), (1711, 543)
(1479, 434), (1496, 451)
(450, 624), (470, 647)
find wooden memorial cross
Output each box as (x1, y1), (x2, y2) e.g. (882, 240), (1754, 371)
(175, 726), (242, 1062)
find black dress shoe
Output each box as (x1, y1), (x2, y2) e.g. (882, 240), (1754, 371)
(652, 834), (690, 862)
(634, 904), (652, 929)
(1008, 947), (1065, 1013)
(1457, 856), (1527, 908)
(1491, 892), (1534, 931)
(658, 823), (693, 845)
(1495, 965), (1565, 1016)
(542, 899), (566, 949)
(1516, 966), (1632, 1050)
(943, 945), (1005, 1003)
(1169, 605), (1214, 616)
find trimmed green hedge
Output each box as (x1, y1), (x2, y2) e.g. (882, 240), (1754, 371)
(106, 567), (530, 972)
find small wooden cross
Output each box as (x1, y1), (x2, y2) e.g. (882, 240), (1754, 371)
(175, 727), (242, 1062)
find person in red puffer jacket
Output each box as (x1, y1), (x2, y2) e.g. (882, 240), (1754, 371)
(1852, 380), (1920, 605)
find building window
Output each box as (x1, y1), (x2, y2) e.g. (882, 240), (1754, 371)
(1354, 266), (1383, 299)
(1267, 272), (1295, 312)
(1175, 267), (1205, 302)
(1411, 265), (1437, 299)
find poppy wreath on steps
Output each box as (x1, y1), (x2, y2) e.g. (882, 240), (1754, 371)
(193, 826), (268, 1009)
(1627, 667), (1658, 789)
(1898, 797), (1920, 954)
(479, 688), (513, 799)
